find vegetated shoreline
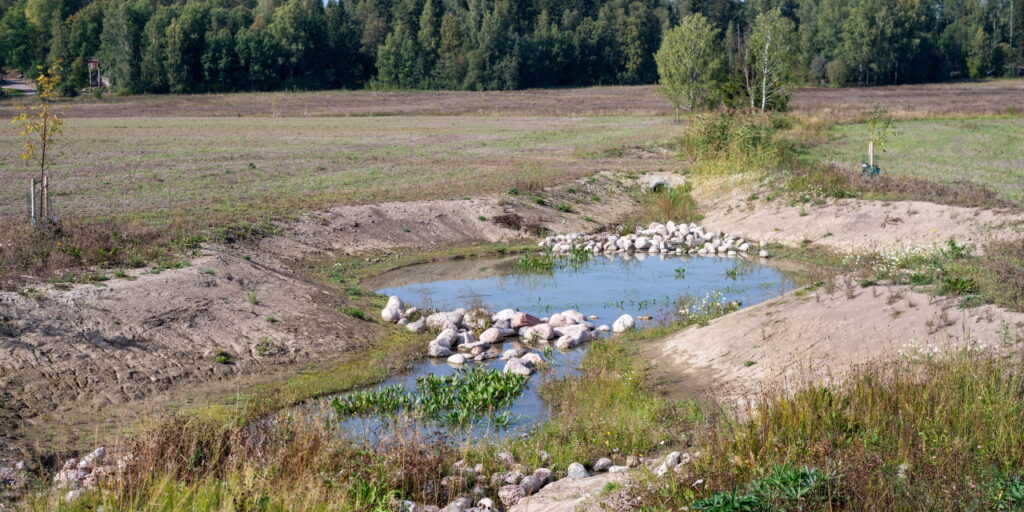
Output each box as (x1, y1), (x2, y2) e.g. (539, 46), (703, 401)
(3, 155), (1024, 509)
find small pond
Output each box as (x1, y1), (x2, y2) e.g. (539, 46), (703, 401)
(307, 254), (795, 443)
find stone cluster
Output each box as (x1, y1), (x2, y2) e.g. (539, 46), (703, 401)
(381, 297), (638, 373)
(539, 221), (770, 258)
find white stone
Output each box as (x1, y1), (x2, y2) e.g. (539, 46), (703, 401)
(447, 354), (467, 365)
(612, 314), (635, 333)
(566, 462), (588, 479)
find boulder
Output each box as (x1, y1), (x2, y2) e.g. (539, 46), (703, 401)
(440, 496), (472, 512)
(447, 354), (467, 365)
(498, 485), (526, 508)
(381, 306), (402, 323)
(492, 309), (517, 323)
(560, 310), (586, 325)
(555, 324), (593, 348)
(426, 311), (464, 330)
(428, 341), (454, 358)
(593, 458), (612, 472)
(496, 452), (517, 467)
(612, 314), (635, 333)
(548, 313), (572, 328)
(521, 352), (545, 367)
(479, 327), (502, 344)
(565, 462), (588, 479)
(511, 312), (542, 329)
(533, 468), (553, 485)
(520, 474), (544, 495)
(525, 323), (555, 342)
(405, 318), (426, 333)
(433, 329), (459, 349)
(501, 348), (527, 360)
(503, 359), (533, 376)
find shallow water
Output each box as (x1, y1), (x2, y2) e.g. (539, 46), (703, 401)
(317, 254), (795, 442)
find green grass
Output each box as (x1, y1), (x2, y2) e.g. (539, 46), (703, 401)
(810, 117), (1024, 204)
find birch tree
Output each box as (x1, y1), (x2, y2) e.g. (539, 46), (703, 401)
(744, 8), (798, 112)
(655, 13), (722, 122)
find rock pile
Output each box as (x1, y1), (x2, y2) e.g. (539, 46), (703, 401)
(538, 221), (770, 258)
(381, 298), (640, 372)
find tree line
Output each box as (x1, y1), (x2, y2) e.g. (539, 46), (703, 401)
(0, 0), (1021, 95)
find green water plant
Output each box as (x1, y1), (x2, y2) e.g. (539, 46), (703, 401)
(330, 368), (529, 428)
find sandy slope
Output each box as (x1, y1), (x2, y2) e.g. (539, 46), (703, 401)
(700, 193), (1024, 252)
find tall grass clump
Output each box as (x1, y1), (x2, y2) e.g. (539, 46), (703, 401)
(641, 183), (704, 225)
(681, 111), (792, 175)
(638, 349), (1024, 511)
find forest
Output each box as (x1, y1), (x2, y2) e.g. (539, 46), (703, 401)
(0, 0), (1022, 95)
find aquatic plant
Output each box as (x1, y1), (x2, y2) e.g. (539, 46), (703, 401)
(517, 247), (556, 272)
(330, 368), (529, 428)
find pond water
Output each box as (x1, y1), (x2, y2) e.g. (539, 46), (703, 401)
(311, 254), (795, 443)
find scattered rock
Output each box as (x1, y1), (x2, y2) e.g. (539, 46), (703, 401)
(520, 474), (544, 495)
(566, 462), (588, 479)
(498, 485), (526, 508)
(447, 354), (467, 365)
(593, 458), (612, 472)
(503, 358), (533, 376)
(406, 318), (426, 333)
(533, 467), (553, 485)
(612, 314), (635, 333)
(511, 312), (542, 329)
(428, 341), (454, 358)
(521, 352), (545, 367)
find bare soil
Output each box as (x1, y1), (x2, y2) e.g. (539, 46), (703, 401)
(642, 191), (1024, 407)
(643, 280), (1024, 410)
(698, 189), (1024, 252)
(2, 80), (1021, 119)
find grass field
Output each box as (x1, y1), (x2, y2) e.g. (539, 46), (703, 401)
(810, 117), (1024, 204)
(0, 115), (672, 226)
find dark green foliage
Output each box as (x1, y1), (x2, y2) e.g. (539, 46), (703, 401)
(7, 0), (1017, 95)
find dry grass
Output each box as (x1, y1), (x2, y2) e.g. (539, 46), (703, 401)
(2, 80), (1022, 119)
(637, 350), (1024, 511)
(0, 116), (669, 224)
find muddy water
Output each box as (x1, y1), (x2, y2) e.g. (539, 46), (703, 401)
(316, 254), (795, 442)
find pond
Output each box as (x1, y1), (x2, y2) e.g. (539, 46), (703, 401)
(308, 254), (795, 443)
